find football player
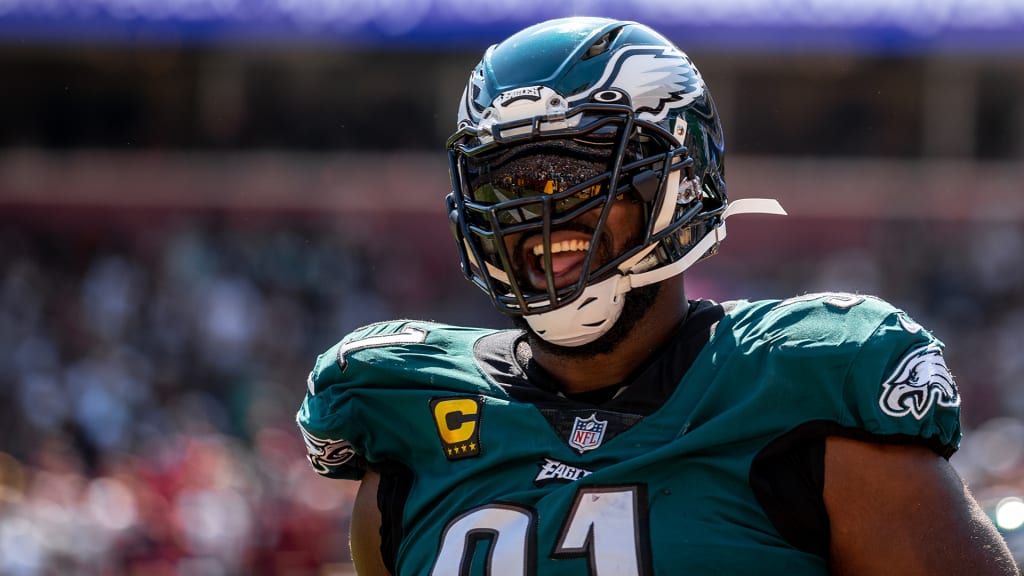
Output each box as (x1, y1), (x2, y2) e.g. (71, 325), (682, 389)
(297, 17), (1019, 575)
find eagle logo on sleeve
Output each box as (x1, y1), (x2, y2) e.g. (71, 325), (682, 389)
(298, 423), (357, 475)
(879, 343), (960, 420)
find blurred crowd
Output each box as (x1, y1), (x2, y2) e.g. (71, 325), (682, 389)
(0, 209), (475, 576)
(1, 209), (1023, 574)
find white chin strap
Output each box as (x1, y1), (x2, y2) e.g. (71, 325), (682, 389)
(525, 198), (787, 347)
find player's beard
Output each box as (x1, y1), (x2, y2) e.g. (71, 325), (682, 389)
(512, 281), (663, 359)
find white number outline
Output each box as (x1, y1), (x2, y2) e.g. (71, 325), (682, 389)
(553, 485), (651, 575)
(431, 485), (651, 575)
(307, 325), (428, 395)
(432, 504), (537, 576)
(775, 292), (867, 310)
(336, 326), (428, 372)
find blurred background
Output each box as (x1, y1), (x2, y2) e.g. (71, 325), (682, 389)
(1, 0), (1023, 574)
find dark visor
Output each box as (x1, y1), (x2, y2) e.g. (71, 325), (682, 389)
(463, 140), (619, 224)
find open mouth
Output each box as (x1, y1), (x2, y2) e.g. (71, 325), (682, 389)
(524, 234), (593, 290)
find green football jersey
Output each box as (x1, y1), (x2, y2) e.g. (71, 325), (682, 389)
(296, 294), (961, 575)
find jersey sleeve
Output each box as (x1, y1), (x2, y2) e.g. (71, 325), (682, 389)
(295, 320), (493, 480)
(295, 320), (433, 480)
(840, 306), (962, 457)
(296, 340), (369, 481)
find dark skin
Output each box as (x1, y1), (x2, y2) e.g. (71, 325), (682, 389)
(349, 199), (1020, 575)
(512, 196), (688, 393)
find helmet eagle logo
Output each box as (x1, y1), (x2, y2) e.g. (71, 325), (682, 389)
(572, 46), (705, 122)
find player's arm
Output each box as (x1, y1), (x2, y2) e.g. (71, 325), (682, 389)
(824, 436), (1019, 576)
(351, 470), (392, 576)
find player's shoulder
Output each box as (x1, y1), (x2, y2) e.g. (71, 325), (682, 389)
(733, 291), (907, 323)
(307, 319), (501, 396)
(721, 293), (960, 452)
(723, 292), (926, 348)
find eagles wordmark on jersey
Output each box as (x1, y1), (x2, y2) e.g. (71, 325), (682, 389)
(297, 294), (961, 575)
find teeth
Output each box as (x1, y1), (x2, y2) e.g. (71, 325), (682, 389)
(532, 239), (590, 257)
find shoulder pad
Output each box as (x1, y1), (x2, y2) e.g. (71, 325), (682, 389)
(307, 319), (480, 396)
(296, 320), (502, 477)
(727, 293), (903, 350)
(729, 294), (961, 455)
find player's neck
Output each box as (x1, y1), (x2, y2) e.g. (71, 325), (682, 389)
(532, 280), (689, 395)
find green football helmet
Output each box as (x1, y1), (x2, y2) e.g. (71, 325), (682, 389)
(446, 17), (782, 346)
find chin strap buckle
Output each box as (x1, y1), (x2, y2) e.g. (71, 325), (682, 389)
(626, 198), (787, 290)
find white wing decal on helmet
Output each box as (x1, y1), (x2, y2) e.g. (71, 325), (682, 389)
(572, 46), (705, 122)
(457, 66), (488, 126)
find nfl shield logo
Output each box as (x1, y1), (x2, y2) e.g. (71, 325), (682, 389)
(569, 413), (607, 453)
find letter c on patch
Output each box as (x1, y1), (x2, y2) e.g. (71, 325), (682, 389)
(430, 396), (483, 461)
(433, 398), (479, 443)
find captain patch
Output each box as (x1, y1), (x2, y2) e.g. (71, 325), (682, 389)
(431, 396), (483, 461)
